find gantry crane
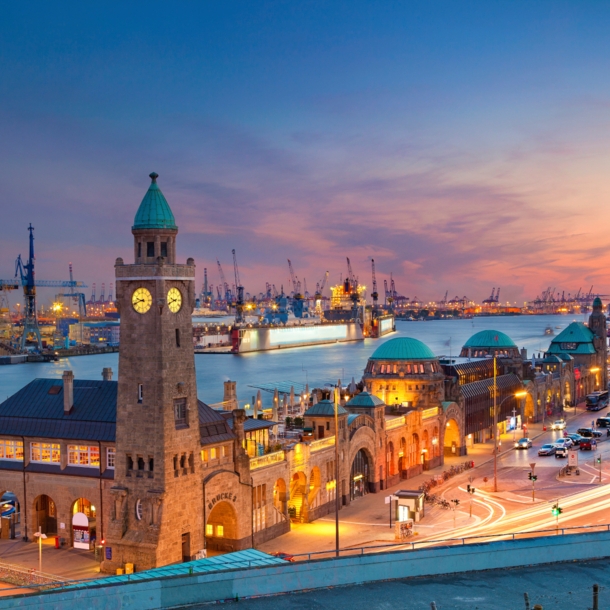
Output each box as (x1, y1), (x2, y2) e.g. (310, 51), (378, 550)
(55, 263), (87, 318)
(232, 249), (245, 324)
(1, 224), (87, 350)
(216, 258), (231, 302)
(370, 259), (379, 307)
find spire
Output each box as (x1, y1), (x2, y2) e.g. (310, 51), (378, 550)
(132, 172), (177, 231)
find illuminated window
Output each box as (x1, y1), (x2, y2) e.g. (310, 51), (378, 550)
(206, 524), (213, 536)
(201, 449), (208, 462)
(0, 439), (24, 461)
(210, 447), (218, 460)
(30, 442), (60, 464)
(67, 445), (100, 467)
(107, 448), (116, 469)
(216, 525), (224, 537)
(222, 445), (228, 457)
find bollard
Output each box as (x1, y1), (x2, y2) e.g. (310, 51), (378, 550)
(593, 583), (599, 610)
(524, 592), (530, 610)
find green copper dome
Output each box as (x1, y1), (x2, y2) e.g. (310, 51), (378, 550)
(593, 296), (603, 308)
(463, 330), (516, 349)
(370, 337), (436, 361)
(346, 391), (385, 408)
(132, 173), (177, 231)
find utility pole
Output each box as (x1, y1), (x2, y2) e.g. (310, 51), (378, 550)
(494, 356), (498, 492)
(597, 453), (602, 483)
(334, 382), (340, 558)
(528, 465), (537, 502)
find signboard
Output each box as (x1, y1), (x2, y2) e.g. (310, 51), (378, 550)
(384, 494), (398, 504)
(105, 546), (112, 560)
(568, 451), (578, 467)
(394, 519), (413, 540)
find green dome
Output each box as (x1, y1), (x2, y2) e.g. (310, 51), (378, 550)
(346, 391), (385, 408)
(593, 297), (603, 308)
(370, 337), (436, 361)
(463, 330), (516, 349)
(304, 399), (347, 417)
(132, 173), (177, 231)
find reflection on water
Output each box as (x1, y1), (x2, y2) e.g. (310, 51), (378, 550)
(0, 314), (584, 407)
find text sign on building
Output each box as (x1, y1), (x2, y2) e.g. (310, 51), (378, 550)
(568, 451), (578, 467)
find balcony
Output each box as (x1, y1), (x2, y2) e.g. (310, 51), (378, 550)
(249, 450), (285, 471)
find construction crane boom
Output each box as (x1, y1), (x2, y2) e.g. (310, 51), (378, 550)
(370, 259), (378, 305)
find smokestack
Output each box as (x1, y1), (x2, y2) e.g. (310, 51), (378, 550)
(63, 370), (74, 414)
(102, 367), (113, 381)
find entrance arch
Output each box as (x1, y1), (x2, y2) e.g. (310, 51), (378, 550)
(350, 449), (372, 500)
(398, 437), (407, 473)
(422, 430), (430, 463)
(288, 472), (307, 521)
(206, 500), (238, 541)
(444, 419), (460, 456)
(308, 467), (321, 508)
(33, 494), (57, 535)
(273, 478), (287, 522)
(410, 433), (419, 467)
(71, 498), (96, 549)
(387, 441), (396, 476)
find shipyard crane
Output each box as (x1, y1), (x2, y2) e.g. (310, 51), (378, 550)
(232, 249), (245, 324)
(287, 259), (303, 300)
(55, 263), (87, 318)
(303, 278), (309, 299)
(216, 258), (231, 302)
(439, 290), (448, 307)
(3, 224), (87, 350)
(495, 287), (500, 304)
(370, 259), (379, 306)
(89, 283), (96, 304)
(100, 283), (106, 303)
(482, 287), (496, 305)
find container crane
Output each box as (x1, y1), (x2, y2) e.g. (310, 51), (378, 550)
(232, 249), (245, 324)
(216, 258), (231, 302)
(370, 259), (379, 307)
(287, 259), (303, 300)
(2, 224), (87, 350)
(55, 263), (87, 319)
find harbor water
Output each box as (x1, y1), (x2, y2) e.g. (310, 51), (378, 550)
(0, 315), (583, 407)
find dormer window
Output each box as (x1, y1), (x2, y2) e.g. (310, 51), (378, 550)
(147, 242), (154, 257)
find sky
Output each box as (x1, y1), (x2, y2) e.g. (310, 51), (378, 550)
(2, 1), (610, 306)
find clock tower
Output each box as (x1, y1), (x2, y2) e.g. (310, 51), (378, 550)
(104, 172), (204, 571)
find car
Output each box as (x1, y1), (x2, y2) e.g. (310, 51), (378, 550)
(270, 552), (295, 562)
(580, 438), (597, 451)
(514, 437), (532, 449)
(538, 444), (556, 456)
(596, 418), (610, 428)
(567, 433), (585, 446)
(554, 438), (573, 449)
(555, 446), (568, 458)
(577, 427), (603, 438)
(551, 420), (566, 431)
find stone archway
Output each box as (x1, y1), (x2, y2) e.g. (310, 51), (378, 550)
(444, 419), (460, 456)
(273, 478), (287, 522)
(387, 441), (396, 476)
(398, 437), (407, 474)
(288, 472), (307, 521)
(350, 448), (372, 500)
(71, 497), (96, 549)
(410, 433), (420, 467)
(308, 467), (321, 509)
(0, 491), (20, 539)
(206, 501), (238, 548)
(422, 430), (430, 464)
(33, 494), (57, 536)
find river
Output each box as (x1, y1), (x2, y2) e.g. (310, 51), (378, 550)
(0, 314), (584, 407)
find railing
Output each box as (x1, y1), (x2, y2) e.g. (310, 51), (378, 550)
(310, 436), (336, 452)
(288, 523), (610, 562)
(0, 560), (63, 589)
(249, 450), (285, 470)
(385, 416), (405, 430)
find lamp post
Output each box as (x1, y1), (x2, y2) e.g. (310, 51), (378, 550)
(33, 526), (47, 573)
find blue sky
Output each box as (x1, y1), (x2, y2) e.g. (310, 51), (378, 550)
(2, 2), (610, 305)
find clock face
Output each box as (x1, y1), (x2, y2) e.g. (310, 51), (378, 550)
(167, 287), (182, 313)
(132, 287), (152, 314)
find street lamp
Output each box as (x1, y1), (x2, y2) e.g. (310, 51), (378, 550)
(33, 526), (47, 573)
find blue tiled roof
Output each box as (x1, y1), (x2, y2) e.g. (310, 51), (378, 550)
(463, 330), (516, 349)
(346, 391), (385, 408)
(304, 399), (347, 417)
(0, 378), (117, 442)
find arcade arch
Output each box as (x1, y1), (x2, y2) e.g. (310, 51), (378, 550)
(273, 478), (287, 520)
(33, 494), (57, 535)
(288, 472), (307, 520)
(308, 467), (321, 509)
(206, 500), (237, 540)
(444, 419), (460, 456)
(350, 448), (372, 500)
(71, 497), (96, 549)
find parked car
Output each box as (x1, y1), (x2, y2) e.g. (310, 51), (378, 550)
(596, 417), (610, 428)
(514, 437), (532, 449)
(538, 444), (556, 456)
(555, 446), (569, 458)
(270, 552), (295, 562)
(580, 438), (597, 451)
(577, 427), (603, 438)
(551, 419), (566, 431)
(554, 437), (573, 449)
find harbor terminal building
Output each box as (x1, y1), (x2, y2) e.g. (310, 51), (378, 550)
(0, 174), (606, 571)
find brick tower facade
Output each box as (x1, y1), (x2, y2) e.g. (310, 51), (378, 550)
(103, 172), (204, 571)
(588, 297), (608, 390)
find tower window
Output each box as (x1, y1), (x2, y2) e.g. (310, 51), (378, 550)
(138, 384), (143, 403)
(126, 454), (134, 474)
(148, 457), (154, 473)
(161, 242), (168, 257)
(174, 399), (187, 427)
(176, 329), (181, 347)
(137, 456), (145, 471)
(147, 242), (154, 257)
(138, 242), (142, 258)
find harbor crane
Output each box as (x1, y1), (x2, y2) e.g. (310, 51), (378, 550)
(216, 258), (231, 302)
(370, 259), (379, 306)
(0, 224), (87, 350)
(55, 263), (87, 318)
(232, 249), (245, 323)
(287, 259), (303, 300)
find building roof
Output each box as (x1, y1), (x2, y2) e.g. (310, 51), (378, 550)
(369, 337), (436, 361)
(198, 401), (235, 445)
(132, 172), (177, 231)
(459, 373), (522, 400)
(0, 378), (117, 442)
(345, 391), (385, 408)
(463, 330), (516, 349)
(547, 322), (596, 355)
(225, 416), (276, 432)
(304, 399), (347, 417)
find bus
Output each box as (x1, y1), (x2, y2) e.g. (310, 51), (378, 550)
(586, 390), (609, 411)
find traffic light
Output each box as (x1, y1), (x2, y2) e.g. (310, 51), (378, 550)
(552, 504), (563, 517)
(467, 485), (476, 494)
(597, 455), (602, 464)
(528, 472), (532, 480)
(528, 472), (537, 481)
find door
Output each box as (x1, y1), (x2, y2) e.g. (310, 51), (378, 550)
(318, 426), (324, 439)
(182, 532), (191, 561)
